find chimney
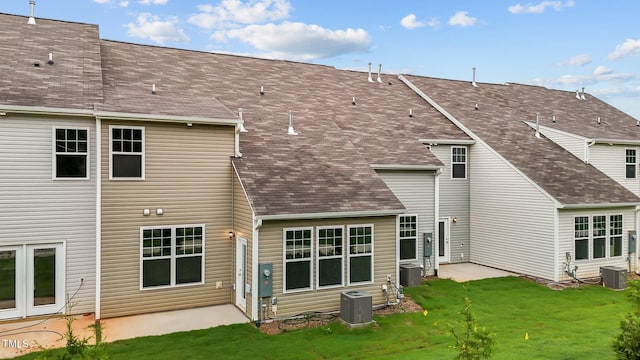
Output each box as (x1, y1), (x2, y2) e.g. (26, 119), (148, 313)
(472, 67), (478, 87)
(28, 0), (36, 25)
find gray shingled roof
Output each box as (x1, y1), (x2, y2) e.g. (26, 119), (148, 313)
(0, 14), (103, 110)
(405, 75), (640, 206)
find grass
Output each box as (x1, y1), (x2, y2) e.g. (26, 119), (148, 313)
(14, 276), (632, 359)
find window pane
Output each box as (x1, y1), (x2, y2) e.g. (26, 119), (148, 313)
(575, 239), (588, 260)
(350, 256), (372, 283)
(66, 129), (76, 140)
(56, 155), (87, 178)
(143, 259), (170, 287)
(56, 129), (65, 140)
(176, 256), (202, 284)
(0, 251), (17, 309)
(113, 154), (142, 178)
(611, 237), (622, 257)
(400, 238), (417, 260)
(593, 238), (606, 259)
(452, 164), (466, 178)
(319, 258), (341, 287)
(78, 130), (87, 141)
(286, 260), (310, 290)
(33, 248), (56, 306)
(112, 128), (121, 140)
(627, 164), (636, 179)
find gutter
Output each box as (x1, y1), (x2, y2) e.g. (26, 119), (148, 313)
(0, 105), (94, 117)
(558, 202), (640, 210)
(371, 164), (443, 171)
(256, 208), (406, 221)
(419, 139), (476, 146)
(94, 111), (240, 126)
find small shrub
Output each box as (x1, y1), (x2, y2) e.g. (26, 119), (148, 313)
(613, 280), (640, 359)
(448, 296), (495, 360)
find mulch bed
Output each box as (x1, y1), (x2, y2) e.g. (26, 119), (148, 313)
(256, 295), (423, 335)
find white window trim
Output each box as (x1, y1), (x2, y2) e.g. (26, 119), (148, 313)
(282, 227), (314, 294)
(347, 224), (375, 286)
(398, 214), (419, 263)
(626, 148), (636, 179)
(573, 215), (590, 261)
(574, 214), (624, 262)
(52, 126), (90, 180)
(139, 224), (205, 291)
(109, 125), (145, 181)
(451, 146), (467, 180)
(316, 225), (345, 289)
(591, 214), (607, 260)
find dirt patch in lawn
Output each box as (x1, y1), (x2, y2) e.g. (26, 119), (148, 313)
(256, 295), (423, 335)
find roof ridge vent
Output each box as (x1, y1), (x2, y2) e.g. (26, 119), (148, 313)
(287, 110), (298, 135)
(238, 108), (248, 132)
(376, 64), (383, 83)
(27, 0), (36, 25)
(472, 67), (478, 87)
(367, 63), (373, 82)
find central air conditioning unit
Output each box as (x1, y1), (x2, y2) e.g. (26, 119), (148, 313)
(340, 291), (372, 325)
(400, 264), (422, 287)
(600, 266), (627, 290)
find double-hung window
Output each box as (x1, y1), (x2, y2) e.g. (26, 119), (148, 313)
(399, 215), (418, 261)
(610, 215), (623, 257)
(110, 126), (144, 179)
(592, 215), (606, 259)
(54, 128), (89, 179)
(348, 225), (373, 284)
(284, 228), (312, 292)
(141, 225), (204, 289)
(574, 215), (623, 261)
(452, 147), (467, 179)
(574, 216), (589, 260)
(317, 226), (343, 288)
(626, 149), (636, 179)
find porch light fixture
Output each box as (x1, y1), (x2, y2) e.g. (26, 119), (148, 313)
(452, 217), (458, 223)
(228, 231), (235, 240)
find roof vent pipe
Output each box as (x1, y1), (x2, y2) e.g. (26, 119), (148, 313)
(27, 0), (36, 25)
(597, 116), (601, 124)
(552, 115), (556, 123)
(580, 87), (586, 100)
(47, 53), (54, 65)
(535, 112), (541, 138)
(576, 90), (581, 100)
(367, 63), (373, 82)
(238, 108), (248, 132)
(376, 64), (383, 83)
(151, 83), (157, 95)
(287, 110), (298, 135)
(472, 67), (478, 87)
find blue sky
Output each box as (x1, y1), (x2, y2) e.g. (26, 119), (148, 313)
(3, 0), (640, 118)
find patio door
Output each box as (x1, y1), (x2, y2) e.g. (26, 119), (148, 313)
(235, 237), (247, 311)
(0, 244), (65, 320)
(438, 219), (450, 263)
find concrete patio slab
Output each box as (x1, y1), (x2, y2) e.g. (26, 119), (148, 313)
(0, 304), (248, 358)
(438, 263), (518, 282)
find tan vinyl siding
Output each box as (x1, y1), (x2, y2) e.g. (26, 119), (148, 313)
(430, 145), (470, 264)
(0, 115), (97, 315)
(538, 126), (587, 161)
(256, 216), (396, 318)
(469, 142), (557, 280)
(233, 170), (254, 318)
(589, 144), (640, 196)
(375, 170), (436, 273)
(558, 207), (634, 281)
(100, 120), (235, 318)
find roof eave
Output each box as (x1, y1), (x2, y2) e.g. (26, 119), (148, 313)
(558, 202), (640, 210)
(371, 164), (443, 171)
(256, 208), (406, 221)
(0, 104), (95, 117)
(94, 110), (240, 126)
(592, 138), (640, 146)
(419, 138), (476, 145)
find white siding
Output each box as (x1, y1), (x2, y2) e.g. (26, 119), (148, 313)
(376, 170), (436, 274)
(589, 144), (640, 196)
(557, 207), (634, 280)
(430, 145), (470, 264)
(537, 126), (588, 161)
(0, 115), (96, 315)
(469, 142), (557, 280)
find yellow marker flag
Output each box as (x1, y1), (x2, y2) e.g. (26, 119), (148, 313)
(423, 309), (428, 316)
(525, 332), (529, 340)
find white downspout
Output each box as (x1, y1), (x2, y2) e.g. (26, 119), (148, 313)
(251, 216), (262, 321)
(95, 117), (101, 319)
(434, 168), (441, 274)
(585, 139), (595, 164)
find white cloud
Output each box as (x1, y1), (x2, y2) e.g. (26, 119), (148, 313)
(93, 0), (129, 6)
(119, 1), (130, 6)
(508, 0), (575, 14)
(608, 38), (640, 60)
(448, 11), (477, 27)
(138, 0), (168, 4)
(593, 65), (613, 76)
(427, 18), (440, 27)
(215, 22), (371, 62)
(189, 0), (291, 29)
(400, 14), (425, 29)
(126, 13), (190, 44)
(565, 54), (591, 66)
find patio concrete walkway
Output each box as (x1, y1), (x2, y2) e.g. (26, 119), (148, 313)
(438, 263), (518, 282)
(0, 304), (248, 358)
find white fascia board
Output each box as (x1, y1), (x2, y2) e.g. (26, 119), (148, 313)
(371, 164), (443, 171)
(592, 138), (640, 146)
(419, 139), (476, 145)
(558, 202), (640, 210)
(522, 122), (590, 142)
(232, 162), (256, 216)
(94, 110), (240, 127)
(256, 209), (406, 222)
(398, 74), (563, 209)
(0, 104), (94, 117)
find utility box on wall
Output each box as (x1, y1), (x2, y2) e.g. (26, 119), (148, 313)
(258, 263), (273, 297)
(629, 230), (637, 254)
(423, 233), (433, 257)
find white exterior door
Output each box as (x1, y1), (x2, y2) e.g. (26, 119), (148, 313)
(0, 243), (64, 320)
(235, 237), (247, 311)
(438, 219), (450, 263)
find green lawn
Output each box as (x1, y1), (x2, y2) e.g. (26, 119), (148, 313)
(16, 277), (632, 359)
